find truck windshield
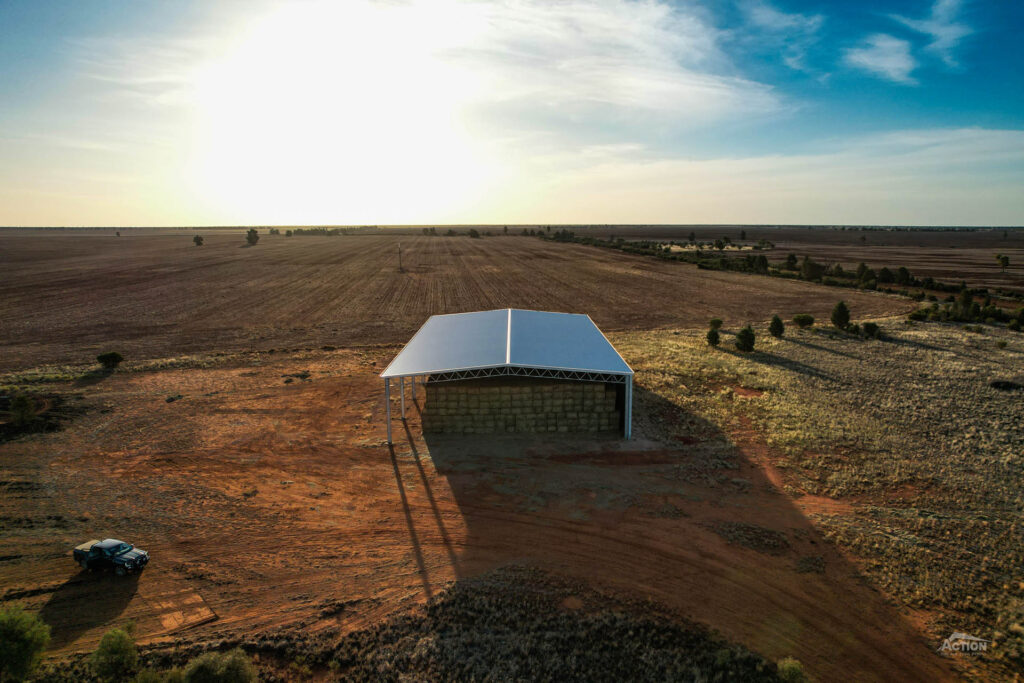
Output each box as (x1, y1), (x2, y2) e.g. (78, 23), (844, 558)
(111, 543), (132, 555)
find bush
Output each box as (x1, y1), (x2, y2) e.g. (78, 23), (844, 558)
(97, 351), (124, 369)
(9, 394), (36, 427)
(1010, 320), (1022, 332)
(709, 318), (723, 330)
(0, 605), (51, 682)
(776, 656), (809, 683)
(706, 329), (720, 347)
(908, 308), (928, 321)
(769, 314), (784, 338)
(183, 648), (256, 683)
(92, 626), (138, 681)
(845, 322), (861, 335)
(284, 229), (293, 237)
(735, 325), (755, 352)
(468, 229), (481, 238)
(831, 301), (850, 329)
(862, 321), (880, 338)
(245, 229), (259, 246)
(997, 340), (1008, 349)
(792, 314), (814, 329)
(193, 235), (203, 247)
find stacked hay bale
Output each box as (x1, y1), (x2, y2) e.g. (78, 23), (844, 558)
(421, 379), (619, 435)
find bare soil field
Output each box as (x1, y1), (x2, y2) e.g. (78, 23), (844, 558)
(0, 230), (909, 371)
(8, 324), (1017, 680)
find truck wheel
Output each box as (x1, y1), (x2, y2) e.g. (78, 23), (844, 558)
(115, 566), (127, 577)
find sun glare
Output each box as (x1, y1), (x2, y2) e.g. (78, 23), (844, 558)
(190, 1), (494, 224)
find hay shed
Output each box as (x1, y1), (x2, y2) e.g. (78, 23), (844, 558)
(381, 309), (633, 442)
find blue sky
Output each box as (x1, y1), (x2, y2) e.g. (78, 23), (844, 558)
(1, 0), (1022, 226)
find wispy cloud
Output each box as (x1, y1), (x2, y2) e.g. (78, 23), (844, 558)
(739, 0), (824, 73)
(843, 34), (917, 84)
(891, 0), (972, 68)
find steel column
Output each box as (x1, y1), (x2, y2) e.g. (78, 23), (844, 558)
(385, 378), (392, 443)
(624, 375), (633, 440)
(400, 376), (405, 419)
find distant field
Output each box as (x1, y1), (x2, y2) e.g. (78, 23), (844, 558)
(0, 231), (908, 370)
(580, 225), (1024, 293)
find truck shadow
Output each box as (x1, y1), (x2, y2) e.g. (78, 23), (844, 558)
(39, 571), (139, 649)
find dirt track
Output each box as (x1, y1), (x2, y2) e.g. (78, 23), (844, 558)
(0, 348), (955, 681)
(0, 231), (910, 370)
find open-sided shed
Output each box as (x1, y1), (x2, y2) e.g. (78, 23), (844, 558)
(381, 309), (633, 442)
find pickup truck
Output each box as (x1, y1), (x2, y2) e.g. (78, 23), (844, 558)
(73, 539), (149, 576)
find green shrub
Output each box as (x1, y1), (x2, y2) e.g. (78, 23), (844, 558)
(9, 394), (36, 427)
(862, 322), (880, 338)
(831, 301), (850, 329)
(0, 605), (51, 682)
(735, 325), (755, 352)
(97, 351), (124, 369)
(776, 656), (809, 683)
(769, 314), (784, 338)
(792, 314), (814, 329)
(845, 322), (860, 335)
(183, 648), (256, 683)
(284, 229), (293, 237)
(706, 329), (720, 347)
(907, 308), (928, 321)
(134, 670), (163, 683)
(92, 626), (138, 681)
(709, 318), (723, 330)
(997, 340), (1008, 349)
(193, 235), (203, 247)
(468, 229), (481, 238)
(245, 229), (259, 246)
(1010, 320), (1022, 332)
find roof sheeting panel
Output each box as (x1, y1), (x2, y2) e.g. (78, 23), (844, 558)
(380, 309), (508, 377)
(381, 308), (632, 378)
(508, 309), (631, 374)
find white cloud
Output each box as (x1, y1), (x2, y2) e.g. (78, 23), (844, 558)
(843, 34), (917, 84)
(891, 0), (972, 68)
(739, 0), (824, 72)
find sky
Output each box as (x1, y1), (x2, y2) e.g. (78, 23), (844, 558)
(1, 0), (1022, 226)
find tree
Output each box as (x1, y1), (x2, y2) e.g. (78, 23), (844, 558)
(896, 266), (912, 285)
(193, 235), (204, 247)
(706, 328), (720, 347)
(183, 648), (257, 683)
(784, 253), (798, 270)
(877, 267), (894, 283)
(284, 230), (293, 237)
(709, 318), (723, 330)
(862, 321), (880, 338)
(800, 255), (824, 281)
(92, 626), (138, 681)
(792, 314), (814, 329)
(996, 254), (1009, 272)
(503, 226), (508, 235)
(97, 351), (124, 369)
(0, 604), (51, 682)
(688, 231), (696, 243)
(740, 229), (747, 241)
(245, 229), (259, 246)
(735, 325), (755, 352)
(831, 301), (850, 329)
(714, 239), (725, 251)
(769, 314), (784, 338)
(468, 228), (481, 238)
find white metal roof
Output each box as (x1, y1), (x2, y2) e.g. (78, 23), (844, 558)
(381, 309), (633, 378)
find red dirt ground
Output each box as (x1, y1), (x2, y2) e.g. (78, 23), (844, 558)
(0, 230), (911, 371)
(0, 349), (958, 681)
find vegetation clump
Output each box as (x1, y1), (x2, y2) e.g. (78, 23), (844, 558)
(193, 235), (204, 247)
(831, 301), (850, 329)
(91, 626), (138, 681)
(245, 229), (259, 246)
(792, 314), (814, 329)
(706, 328), (720, 347)
(182, 648), (256, 683)
(862, 322), (880, 339)
(776, 657), (809, 683)
(97, 351), (124, 369)
(735, 325), (755, 352)
(769, 314), (785, 338)
(0, 604), (51, 682)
